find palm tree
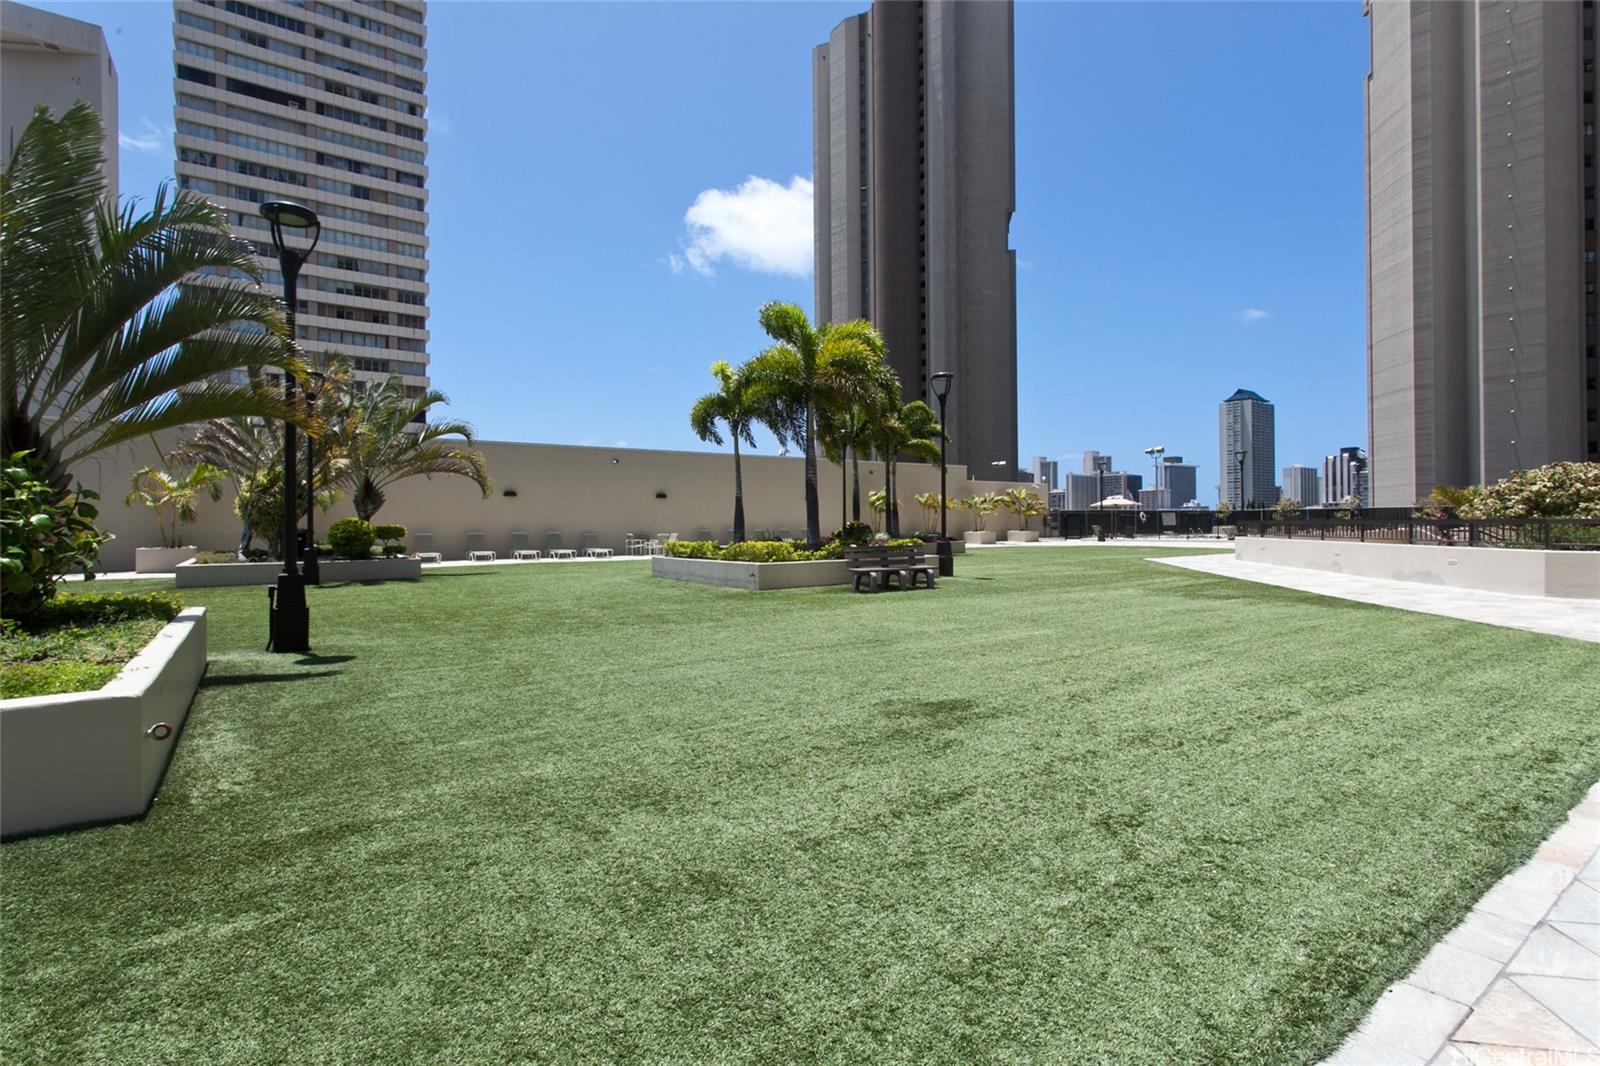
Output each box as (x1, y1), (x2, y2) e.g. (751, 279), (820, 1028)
(869, 400), (943, 537)
(689, 360), (771, 543)
(333, 376), (491, 521)
(744, 303), (886, 548)
(1, 103), (299, 492)
(124, 459), (226, 549)
(817, 356), (900, 529)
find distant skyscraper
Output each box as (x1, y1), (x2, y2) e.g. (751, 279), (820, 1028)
(813, 0), (1017, 476)
(1137, 487), (1170, 510)
(1062, 471), (1135, 509)
(1158, 456), (1197, 508)
(1029, 456), (1059, 491)
(172, 0), (432, 390)
(1082, 450), (1109, 475)
(1218, 388), (1276, 507)
(2, 1), (117, 193)
(1365, 0), (1595, 506)
(1323, 446), (1370, 507)
(1282, 465), (1320, 508)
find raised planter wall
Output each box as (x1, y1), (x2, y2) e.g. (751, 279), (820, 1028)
(652, 556), (852, 590)
(1237, 537), (1600, 600)
(965, 531), (997, 545)
(320, 557), (421, 582)
(176, 557), (420, 588)
(1, 607), (207, 838)
(134, 546), (197, 573)
(1005, 530), (1040, 543)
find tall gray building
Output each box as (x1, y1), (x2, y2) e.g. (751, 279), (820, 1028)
(813, 0), (1017, 475)
(1282, 464), (1321, 508)
(1029, 456), (1059, 491)
(1158, 456), (1198, 508)
(172, 0), (431, 391)
(2, 1), (117, 194)
(1365, 0), (1595, 507)
(1219, 388), (1276, 507)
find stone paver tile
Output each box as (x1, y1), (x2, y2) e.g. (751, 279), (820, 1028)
(1453, 980), (1596, 1054)
(1412, 941), (1514, 1005)
(1325, 1028), (1426, 1065)
(1426, 1043), (1477, 1065)
(1446, 911), (1538, 964)
(1511, 976), (1600, 1049)
(1549, 882), (1600, 925)
(1552, 922), (1600, 956)
(1539, 820), (1600, 870)
(1360, 982), (1473, 1061)
(1509, 926), (1600, 980)
(1454, 1043), (1600, 1066)
(1477, 861), (1580, 926)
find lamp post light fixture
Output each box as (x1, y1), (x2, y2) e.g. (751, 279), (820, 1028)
(301, 369), (327, 586)
(260, 199), (320, 653)
(1094, 454), (1112, 538)
(1144, 444), (1165, 509)
(1234, 448), (1248, 511)
(929, 371), (954, 576)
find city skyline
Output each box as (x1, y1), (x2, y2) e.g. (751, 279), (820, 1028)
(26, 0), (1368, 503)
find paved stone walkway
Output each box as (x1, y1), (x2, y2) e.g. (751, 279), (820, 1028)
(1154, 552), (1600, 644)
(1325, 783), (1600, 1065)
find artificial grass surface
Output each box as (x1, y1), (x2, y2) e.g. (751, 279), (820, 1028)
(3, 547), (1598, 1063)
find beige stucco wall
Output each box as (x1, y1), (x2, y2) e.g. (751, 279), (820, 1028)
(72, 434), (1034, 571)
(1237, 536), (1600, 600)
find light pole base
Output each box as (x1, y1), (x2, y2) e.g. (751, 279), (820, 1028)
(267, 573), (310, 653)
(936, 537), (954, 577)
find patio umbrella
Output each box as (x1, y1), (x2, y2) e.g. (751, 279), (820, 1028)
(1090, 495), (1139, 538)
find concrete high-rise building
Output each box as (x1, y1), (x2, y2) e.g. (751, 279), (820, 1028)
(813, 0), (1017, 476)
(1323, 446), (1370, 507)
(1029, 456), (1059, 491)
(2, 1), (117, 193)
(1282, 464), (1321, 508)
(172, 0), (431, 390)
(1082, 450), (1109, 475)
(1365, 0), (1595, 507)
(1219, 388), (1276, 507)
(1137, 487), (1171, 510)
(1158, 456), (1198, 508)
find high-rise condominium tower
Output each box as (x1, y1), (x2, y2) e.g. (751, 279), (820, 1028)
(812, 0), (1017, 475)
(1219, 389), (1276, 508)
(172, 0), (430, 390)
(2, 1), (117, 194)
(1323, 446), (1370, 506)
(1365, 0), (1595, 506)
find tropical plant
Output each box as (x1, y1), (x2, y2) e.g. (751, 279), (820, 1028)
(1334, 494), (1361, 520)
(2, 452), (109, 617)
(1214, 498), (1234, 522)
(866, 488), (892, 532)
(373, 523), (407, 556)
(914, 492), (945, 531)
(1272, 496), (1304, 522)
(1, 103), (300, 493)
(743, 303), (888, 547)
(817, 355), (900, 528)
(689, 360), (773, 543)
(1003, 487), (1047, 531)
(1458, 462), (1600, 519)
(832, 521), (875, 547)
(868, 400), (942, 537)
(177, 415), (326, 557)
(327, 375), (490, 521)
(124, 458), (226, 549)
(965, 493), (1002, 532)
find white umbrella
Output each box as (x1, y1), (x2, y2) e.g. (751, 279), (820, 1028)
(1090, 495), (1139, 508)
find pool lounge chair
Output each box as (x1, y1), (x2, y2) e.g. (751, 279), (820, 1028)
(545, 532), (576, 560)
(510, 532), (540, 561)
(412, 533), (443, 564)
(466, 532), (497, 562)
(581, 532), (612, 559)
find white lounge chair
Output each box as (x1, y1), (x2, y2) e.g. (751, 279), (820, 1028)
(581, 532), (612, 559)
(465, 532), (497, 562)
(412, 533), (443, 564)
(510, 532), (540, 561)
(545, 532), (576, 560)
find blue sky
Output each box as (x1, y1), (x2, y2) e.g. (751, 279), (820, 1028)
(43, 0), (1369, 502)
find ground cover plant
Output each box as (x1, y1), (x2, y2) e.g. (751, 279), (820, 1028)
(0, 591), (183, 698)
(3, 548), (1597, 1062)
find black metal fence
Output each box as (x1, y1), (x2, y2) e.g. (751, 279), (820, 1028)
(1236, 517), (1600, 551)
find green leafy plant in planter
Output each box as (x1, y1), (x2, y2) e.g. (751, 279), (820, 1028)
(2, 453), (110, 618)
(832, 522), (875, 547)
(719, 540), (798, 563)
(124, 460), (226, 549)
(327, 517), (376, 560)
(1003, 487), (1046, 531)
(373, 523), (408, 557)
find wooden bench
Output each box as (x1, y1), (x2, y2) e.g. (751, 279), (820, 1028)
(846, 546), (937, 593)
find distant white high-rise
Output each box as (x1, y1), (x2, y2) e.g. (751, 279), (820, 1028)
(1282, 465), (1320, 508)
(1029, 456), (1059, 491)
(1082, 450), (1109, 475)
(1322, 447), (1370, 507)
(172, 0), (431, 390)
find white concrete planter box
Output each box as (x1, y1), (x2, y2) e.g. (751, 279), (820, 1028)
(1, 607), (207, 839)
(1005, 530), (1040, 543)
(964, 531), (996, 545)
(1237, 538), (1600, 600)
(175, 559), (280, 588)
(652, 555), (853, 590)
(134, 546), (196, 573)
(320, 557), (421, 582)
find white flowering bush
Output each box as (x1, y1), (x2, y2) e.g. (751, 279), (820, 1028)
(1459, 462), (1600, 519)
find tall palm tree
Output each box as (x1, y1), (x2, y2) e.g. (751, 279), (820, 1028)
(333, 376), (491, 521)
(870, 400), (943, 537)
(1, 103), (299, 492)
(689, 360), (771, 543)
(817, 356), (900, 528)
(744, 303), (886, 548)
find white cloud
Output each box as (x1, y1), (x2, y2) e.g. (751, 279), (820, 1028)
(672, 175), (813, 277)
(118, 118), (170, 154)
(1234, 308), (1271, 323)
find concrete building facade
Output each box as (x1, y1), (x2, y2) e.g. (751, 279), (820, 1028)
(813, 0), (1017, 476)
(1323, 446), (1371, 506)
(1158, 456), (1198, 508)
(1219, 388), (1277, 507)
(1282, 464), (1322, 508)
(1, 1), (117, 193)
(1365, 0), (1595, 506)
(171, 0), (431, 390)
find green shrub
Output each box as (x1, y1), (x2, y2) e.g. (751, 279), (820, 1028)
(9, 591), (183, 632)
(794, 541), (843, 560)
(719, 540), (797, 563)
(1, 452), (111, 618)
(327, 517), (376, 559)
(882, 538), (926, 551)
(832, 522), (874, 547)
(663, 539), (717, 559)
(373, 523), (407, 542)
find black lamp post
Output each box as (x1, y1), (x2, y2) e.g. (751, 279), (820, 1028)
(930, 372), (954, 576)
(302, 369), (327, 585)
(1095, 454), (1110, 536)
(1235, 448), (1248, 511)
(260, 199), (320, 653)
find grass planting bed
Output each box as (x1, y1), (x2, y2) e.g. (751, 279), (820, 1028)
(1, 594), (181, 699)
(3, 547), (1598, 1062)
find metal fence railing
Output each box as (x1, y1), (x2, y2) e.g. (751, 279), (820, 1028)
(1235, 517), (1600, 551)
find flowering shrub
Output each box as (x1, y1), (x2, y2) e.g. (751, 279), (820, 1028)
(1460, 462), (1600, 519)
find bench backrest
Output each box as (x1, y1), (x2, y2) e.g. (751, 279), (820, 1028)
(846, 547), (926, 566)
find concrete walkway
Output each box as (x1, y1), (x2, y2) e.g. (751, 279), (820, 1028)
(1155, 552), (1600, 644)
(1325, 782), (1600, 1065)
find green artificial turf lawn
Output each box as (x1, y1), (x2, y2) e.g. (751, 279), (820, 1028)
(3, 547), (1598, 1063)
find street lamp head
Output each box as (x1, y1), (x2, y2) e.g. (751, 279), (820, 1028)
(303, 369), (327, 403)
(930, 371), (954, 401)
(259, 199), (321, 257)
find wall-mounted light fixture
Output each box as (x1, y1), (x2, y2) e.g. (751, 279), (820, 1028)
(502, 489), (518, 497)
(612, 458), (620, 465)
(655, 491), (667, 499)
